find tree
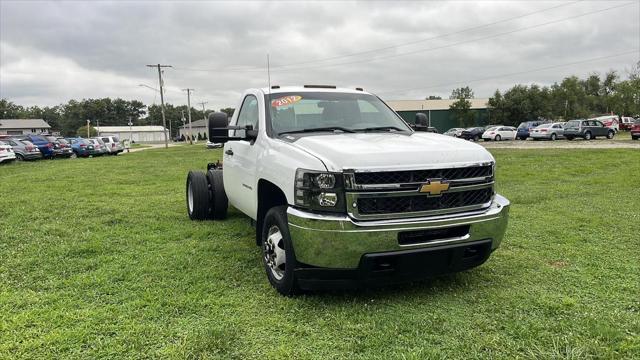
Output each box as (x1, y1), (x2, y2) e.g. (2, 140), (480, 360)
(449, 87), (475, 127)
(76, 125), (97, 137)
(220, 108), (235, 118)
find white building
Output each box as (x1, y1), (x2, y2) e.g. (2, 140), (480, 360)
(0, 119), (52, 135)
(96, 126), (168, 143)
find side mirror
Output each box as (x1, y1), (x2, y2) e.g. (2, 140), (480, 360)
(208, 112), (229, 143)
(411, 112), (429, 131)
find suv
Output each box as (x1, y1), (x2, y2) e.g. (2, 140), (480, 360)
(183, 86), (510, 295)
(19, 134), (55, 158)
(590, 115), (619, 132)
(516, 120), (548, 140)
(563, 119), (615, 140)
(100, 135), (124, 155)
(0, 138), (42, 160)
(44, 135), (73, 158)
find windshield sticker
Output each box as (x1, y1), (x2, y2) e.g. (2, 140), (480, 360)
(271, 95), (302, 107)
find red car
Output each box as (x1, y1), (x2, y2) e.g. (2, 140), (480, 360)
(631, 119), (640, 140)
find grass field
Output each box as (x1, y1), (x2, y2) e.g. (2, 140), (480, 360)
(1, 146), (638, 359)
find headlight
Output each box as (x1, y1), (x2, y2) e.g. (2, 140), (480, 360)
(295, 169), (345, 212)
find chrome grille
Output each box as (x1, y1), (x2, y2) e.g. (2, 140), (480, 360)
(357, 188), (493, 215)
(345, 163), (494, 220)
(354, 165), (492, 185)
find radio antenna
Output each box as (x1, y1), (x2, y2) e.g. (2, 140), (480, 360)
(267, 54), (271, 93)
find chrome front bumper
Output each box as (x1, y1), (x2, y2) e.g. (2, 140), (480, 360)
(287, 194), (510, 269)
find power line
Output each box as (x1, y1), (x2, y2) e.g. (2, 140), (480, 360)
(173, 1), (633, 74)
(268, 0), (583, 69)
(266, 1), (636, 72)
(376, 50), (639, 96)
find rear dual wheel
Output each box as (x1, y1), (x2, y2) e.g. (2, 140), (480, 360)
(186, 170), (228, 220)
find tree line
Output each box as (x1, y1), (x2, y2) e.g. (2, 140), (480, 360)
(448, 62), (640, 127)
(0, 97), (234, 137)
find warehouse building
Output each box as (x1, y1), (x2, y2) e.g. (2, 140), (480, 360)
(96, 125), (168, 143)
(0, 119), (52, 135)
(386, 99), (490, 132)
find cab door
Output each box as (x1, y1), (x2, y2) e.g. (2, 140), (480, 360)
(223, 94), (261, 218)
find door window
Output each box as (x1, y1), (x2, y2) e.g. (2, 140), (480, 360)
(235, 95), (259, 136)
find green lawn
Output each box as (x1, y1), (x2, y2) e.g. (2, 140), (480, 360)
(1, 146), (638, 359)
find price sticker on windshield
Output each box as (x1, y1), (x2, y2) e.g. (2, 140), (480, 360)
(271, 95), (302, 107)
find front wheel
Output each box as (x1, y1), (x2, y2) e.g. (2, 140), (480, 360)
(186, 171), (210, 220)
(550, 133), (557, 141)
(262, 206), (299, 296)
(473, 135), (480, 142)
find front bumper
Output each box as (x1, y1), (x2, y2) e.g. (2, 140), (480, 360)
(287, 194), (510, 269)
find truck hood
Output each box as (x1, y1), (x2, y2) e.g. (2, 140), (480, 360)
(288, 132), (494, 172)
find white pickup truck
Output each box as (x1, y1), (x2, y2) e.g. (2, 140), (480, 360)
(185, 85), (510, 295)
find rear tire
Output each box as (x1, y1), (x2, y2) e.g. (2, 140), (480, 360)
(495, 135), (501, 141)
(550, 133), (557, 141)
(262, 206), (299, 296)
(473, 135), (480, 142)
(186, 171), (210, 220)
(584, 132), (592, 140)
(606, 130), (614, 139)
(16, 154), (25, 161)
(206, 169), (228, 219)
(632, 135), (638, 140)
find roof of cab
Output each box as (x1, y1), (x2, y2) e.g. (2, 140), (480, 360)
(257, 85), (371, 95)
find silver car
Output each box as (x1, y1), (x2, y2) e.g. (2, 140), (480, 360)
(100, 135), (124, 155)
(0, 138), (42, 160)
(530, 122), (565, 140)
(443, 128), (465, 137)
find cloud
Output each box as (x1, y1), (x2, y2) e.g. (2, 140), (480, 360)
(1, 0), (638, 107)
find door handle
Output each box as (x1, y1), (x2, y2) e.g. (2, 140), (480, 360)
(225, 149), (234, 156)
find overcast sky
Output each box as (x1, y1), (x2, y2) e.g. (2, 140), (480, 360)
(1, 0), (639, 110)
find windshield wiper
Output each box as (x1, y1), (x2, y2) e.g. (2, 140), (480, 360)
(353, 126), (405, 132)
(278, 127), (355, 135)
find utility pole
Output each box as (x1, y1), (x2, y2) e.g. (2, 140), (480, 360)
(146, 64), (172, 148)
(197, 101), (208, 143)
(86, 119), (90, 138)
(182, 88), (194, 145)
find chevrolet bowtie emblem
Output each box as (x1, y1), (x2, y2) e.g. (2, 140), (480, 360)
(419, 180), (450, 196)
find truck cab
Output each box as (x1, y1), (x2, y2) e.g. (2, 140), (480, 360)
(185, 85), (510, 295)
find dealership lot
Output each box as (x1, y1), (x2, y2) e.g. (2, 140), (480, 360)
(1, 145), (638, 359)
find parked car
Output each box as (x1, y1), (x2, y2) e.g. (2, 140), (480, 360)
(459, 127), (485, 141)
(0, 138), (42, 160)
(88, 138), (108, 156)
(619, 116), (635, 131)
(0, 141), (17, 163)
(43, 135), (73, 158)
(590, 115), (619, 132)
(100, 135), (124, 155)
(563, 119), (615, 140)
(67, 137), (96, 157)
(630, 119), (640, 140)
(530, 122), (565, 140)
(19, 134), (55, 158)
(443, 128), (465, 137)
(482, 126), (517, 141)
(516, 120), (549, 140)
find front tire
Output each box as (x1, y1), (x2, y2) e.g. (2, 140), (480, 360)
(262, 206), (299, 296)
(473, 135), (480, 142)
(550, 133), (557, 141)
(186, 171), (210, 220)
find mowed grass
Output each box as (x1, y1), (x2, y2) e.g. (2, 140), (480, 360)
(1, 146), (638, 359)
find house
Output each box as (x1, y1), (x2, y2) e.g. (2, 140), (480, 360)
(386, 99), (490, 132)
(0, 119), (52, 135)
(178, 119), (208, 140)
(96, 126), (169, 143)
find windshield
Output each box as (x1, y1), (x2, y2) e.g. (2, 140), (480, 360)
(517, 122), (529, 129)
(267, 92), (411, 135)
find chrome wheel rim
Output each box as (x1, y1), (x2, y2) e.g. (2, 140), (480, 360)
(264, 225), (286, 280)
(187, 181), (194, 213)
